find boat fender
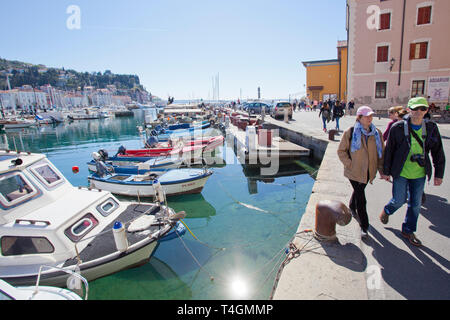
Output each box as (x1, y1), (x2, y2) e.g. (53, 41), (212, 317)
(127, 215), (157, 232)
(112, 221), (128, 252)
(152, 179), (165, 204)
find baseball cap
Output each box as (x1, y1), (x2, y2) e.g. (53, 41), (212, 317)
(408, 97), (429, 110)
(356, 106), (375, 116)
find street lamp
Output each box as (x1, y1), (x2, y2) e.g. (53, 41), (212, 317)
(389, 57), (396, 71)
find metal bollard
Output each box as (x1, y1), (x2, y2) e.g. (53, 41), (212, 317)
(314, 200), (352, 242)
(328, 129), (338, 141)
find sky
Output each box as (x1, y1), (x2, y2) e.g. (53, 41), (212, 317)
(0, 0), (347, 100)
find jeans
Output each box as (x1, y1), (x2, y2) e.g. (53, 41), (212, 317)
(335, 116), (340, 130)
(384, 176), (426, 234)
(322, 116), (327, 130)
(349, 180), (369, 232)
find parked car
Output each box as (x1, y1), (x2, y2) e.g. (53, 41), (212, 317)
(244, 102), (271, 114)
(270, 101), (293, 120)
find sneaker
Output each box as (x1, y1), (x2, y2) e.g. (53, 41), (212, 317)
(361, 230), (368, 238)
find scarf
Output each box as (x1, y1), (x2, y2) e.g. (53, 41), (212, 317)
(351, 121), (383, 158)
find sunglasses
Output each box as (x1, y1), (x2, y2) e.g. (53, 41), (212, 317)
(411, 106), (428, 111)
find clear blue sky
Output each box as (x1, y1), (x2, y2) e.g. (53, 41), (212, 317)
(0, 0), (347, 100)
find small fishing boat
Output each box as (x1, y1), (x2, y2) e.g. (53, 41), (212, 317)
(100, 144), (209, 165)
(134, 135), (224, 154)
(0, 118), (37, 129)
(88, 167), (213, 197)
(0, 266), (88, 300)
(0, 150), (183, 287)
(87, 155), (184, 173)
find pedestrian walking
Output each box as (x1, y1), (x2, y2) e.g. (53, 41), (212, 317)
(333, 100), (344, 131)
(337, 106), (386, 238)
(341, 100), (347, 116)
(380, 97), (446, 247)
(318, 102), (331, 132)
(348, 99), (355, 115)
(383, 106), (405, 141)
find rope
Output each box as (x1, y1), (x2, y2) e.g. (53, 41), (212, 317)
(268, 230), (315, 300)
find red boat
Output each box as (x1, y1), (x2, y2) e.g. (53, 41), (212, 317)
(124, 135), (224, 156)
(113, 136), (224, 164)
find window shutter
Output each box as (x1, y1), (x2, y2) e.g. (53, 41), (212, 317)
(418, 7), (424, 25)
(418, 6), (431, 25)
(379, 13), (390, 30)
(419, 42), (428, 59)
(424, 6), (431, 24)
(409, 43), (416, 60)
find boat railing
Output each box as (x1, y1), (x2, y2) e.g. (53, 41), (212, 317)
(33, 265), (89, 300)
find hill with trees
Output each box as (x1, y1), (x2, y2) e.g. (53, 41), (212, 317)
(0, 58), (145, 92)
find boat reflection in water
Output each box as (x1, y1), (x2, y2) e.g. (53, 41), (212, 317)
(241, 158), (318, 194)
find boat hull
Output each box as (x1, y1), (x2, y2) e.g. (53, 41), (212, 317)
(88, 171), (212, 197)
(2, 237), (160, 287)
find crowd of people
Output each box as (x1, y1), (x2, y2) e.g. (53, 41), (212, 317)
(336, 96), (445, 245)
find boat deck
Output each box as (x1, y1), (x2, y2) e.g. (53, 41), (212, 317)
(63, 204), (165, 268)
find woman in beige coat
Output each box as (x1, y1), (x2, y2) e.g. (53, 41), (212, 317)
(337, 106), (387, 238)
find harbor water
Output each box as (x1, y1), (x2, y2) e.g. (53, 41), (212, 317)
(1, 109), (318, 300)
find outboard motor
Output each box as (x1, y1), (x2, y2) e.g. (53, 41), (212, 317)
(116, 145), (127, 156)
(145, 136), (159, 148)
(92, 152), (111, 178)
(98, 149), (109, 161)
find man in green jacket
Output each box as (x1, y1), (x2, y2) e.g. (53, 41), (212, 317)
(380, 97), (445, 247)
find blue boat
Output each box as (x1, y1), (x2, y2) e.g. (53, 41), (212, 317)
(166, 120), (209, 131)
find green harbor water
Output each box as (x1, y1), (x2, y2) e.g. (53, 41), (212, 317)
(1, 110), (318, 300)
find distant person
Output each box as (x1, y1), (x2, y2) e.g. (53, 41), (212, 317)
(348, 99), (355, 115)
(333, 100), (344, 131)
(383, 106), (405, 141)
(380, 97), (445, 247)
(337, 106), (386, 238)
(341, 100), (347, 115)
(300, 100), (305, 111)
(318, 102), (331, 132)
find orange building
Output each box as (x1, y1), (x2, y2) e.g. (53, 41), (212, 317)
(302, 41), (348, 102)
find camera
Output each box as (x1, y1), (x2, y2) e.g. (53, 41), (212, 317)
(410, 154), (425, 167)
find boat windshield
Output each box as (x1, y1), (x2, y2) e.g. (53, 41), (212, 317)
(30, 163), (63, 188)
(0, 173), (37, 207)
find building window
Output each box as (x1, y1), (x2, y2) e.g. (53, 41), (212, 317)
(409, 42), (428, 60)
(377, 46), (389, 62)
(379, 12), (391, 30)
(375, 82), (387, 99)
(417, 6), (432, 25)
(411, 80), (425, 97)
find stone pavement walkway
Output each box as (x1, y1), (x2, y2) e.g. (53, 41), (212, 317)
(270, 110), (450, 300)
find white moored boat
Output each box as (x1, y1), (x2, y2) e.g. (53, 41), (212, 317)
(0, 150), (184, 287)
(0, 265), (88, 300)
(88, 166), (213, 197)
